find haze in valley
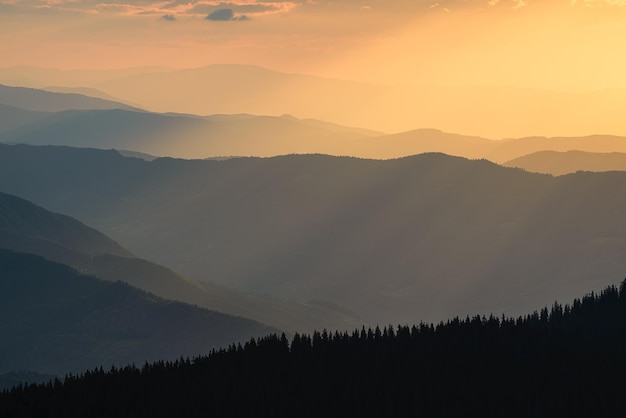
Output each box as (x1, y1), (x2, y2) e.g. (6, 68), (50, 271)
(3, 0), (626, 139)
(3, 0), (626, 386)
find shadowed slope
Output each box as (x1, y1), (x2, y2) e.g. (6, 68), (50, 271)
(0, 191), (362, 332)
(0, 146), (626, 323)
(0, 104), (51, 134)
(0, 250), (275, 376)
(0, 84), (137, 112)
(0, 108), (381, 159)
(3, 282), (626, 417)
(2, 145), (626, 325)
(0, 192), (132, 259)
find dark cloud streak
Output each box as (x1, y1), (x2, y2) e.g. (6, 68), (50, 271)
(205, 8), (248, 21)
(206, 8), (234, 21)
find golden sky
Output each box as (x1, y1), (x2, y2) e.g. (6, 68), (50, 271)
(2, 0), (626, 91)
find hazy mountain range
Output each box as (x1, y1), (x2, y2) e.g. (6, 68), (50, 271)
(3, 65), (626, 138)
(2, 145), (625, 325)
(0, 192), (360, 334)
(0, 85), (136, 113)
(0, 192), (283, 374)
(503, 150), (626, 175)
(0, 106), (381, 159)
(2, 85), (626, 167)
(0, 249), (275, 376)
(2, 68), (626, 391)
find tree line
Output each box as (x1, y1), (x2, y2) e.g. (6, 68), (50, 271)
(2, 281), (626, 417)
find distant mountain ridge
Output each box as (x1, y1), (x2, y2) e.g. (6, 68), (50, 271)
(42, 86), (138, 107)
(504, 150), (626, 175)
(1, 144), (625, 325)
(0, 192), (132, 259)
(0, 84), (137, 112)
(0, 104), (383, 159)
(0, 190), (362, 332)
(2, 85), (626, 164)
(12, 63), (622, 138)
(5, 64), (626, 137)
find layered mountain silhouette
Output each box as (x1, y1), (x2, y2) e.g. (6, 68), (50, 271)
(4, 65), (626, 138)
(0, 191), (361, 332)
(0, 191), (132, 260)
(3, 282), (626, 417)
(2, 144), (625, 325)
(340, 130), (626, 163)
(0, 250), (275, 376)
(0, 108), (380, 159)
(42, 86), (136, 107)
(504, 150), (626, 175)
(0, 66), (173, 90)
(3, 84), (626, 165)
(0, 84), (135, 113)
(0, 104), (52, 135)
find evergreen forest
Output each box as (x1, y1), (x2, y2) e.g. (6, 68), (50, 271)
(2, 280), (626, 418)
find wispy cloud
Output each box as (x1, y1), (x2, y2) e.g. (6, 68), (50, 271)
(3, 0), (626, 19)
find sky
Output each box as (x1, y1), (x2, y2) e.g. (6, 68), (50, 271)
(2, 0), (626, 90)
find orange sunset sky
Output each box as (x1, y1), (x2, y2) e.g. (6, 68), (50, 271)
(2, 0), (626, 92)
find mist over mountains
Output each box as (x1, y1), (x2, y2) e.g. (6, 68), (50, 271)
(2, 144), (625, 325)
(2, 84), (626, 166)
(2, 67), (626, 400)
(0, 84), (135, 113)
(504, 150), (626, 175)
(4, 65), (626, 138)
(0, 191), (359, 333)
(0, 107), (381, 159)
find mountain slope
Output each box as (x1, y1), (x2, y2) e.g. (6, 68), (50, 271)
(0, 192), (132, 259)
(1, 144), (625, 325)
(333, 130), (626, 163)
(4, 93), (626, 164)
(504, 150), (626, 175)
(5, 65), (626, 138)
(0, 104), (52, 134)
(43, 86), (137, 106)
(0, 250), (275, 376)
(0, 84), (137, 112)
(486, 135), (626, 163)
(89, 64), (626, 138)
(3, 282), (626, 417)
(0, 107), (381, 159)
(0, 191), (361, 332)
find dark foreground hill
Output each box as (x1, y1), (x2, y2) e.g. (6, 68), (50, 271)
(1, 144), (626, 325)
(0, 250), (275, 376)
(2, 280), (625, 418)
(0, 192), (362, 332)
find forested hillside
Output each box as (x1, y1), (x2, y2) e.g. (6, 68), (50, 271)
(0, 191), (361, 332)
(2, 144), (625, 324)
(0, 250), (275, 375)
(2, 280), (625, 417)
